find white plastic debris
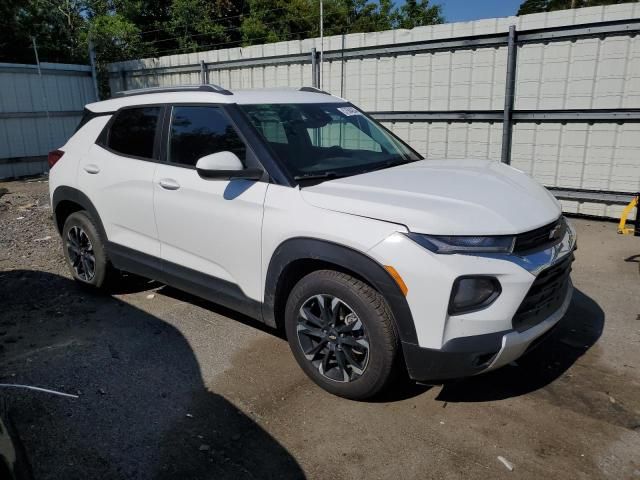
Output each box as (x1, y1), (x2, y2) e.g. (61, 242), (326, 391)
(0, 383), (79, 399)
(146, 294), (155, 299)
(34, 236), (52, 242)
(497, 456), (514, 472)
(16, 216), (25, 220)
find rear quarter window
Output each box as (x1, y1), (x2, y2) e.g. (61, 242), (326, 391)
(106, 107), (161, 159)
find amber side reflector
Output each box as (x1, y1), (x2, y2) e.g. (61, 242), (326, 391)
(384, 265), (408, 296)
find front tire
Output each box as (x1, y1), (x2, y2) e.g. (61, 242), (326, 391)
(61, 211), (115, 289)
(284, 270), (399, 400)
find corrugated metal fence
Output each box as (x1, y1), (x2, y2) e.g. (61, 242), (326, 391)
(0, 62), (97, 179)
(109, 4), (640, 218)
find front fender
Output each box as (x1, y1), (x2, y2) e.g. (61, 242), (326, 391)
(263, 237), (418, 346)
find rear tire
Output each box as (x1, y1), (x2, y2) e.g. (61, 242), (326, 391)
(61, 211), (116, 289)
(284, 270), (399, 400)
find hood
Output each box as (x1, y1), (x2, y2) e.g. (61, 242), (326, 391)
(300, 159), (562, 235)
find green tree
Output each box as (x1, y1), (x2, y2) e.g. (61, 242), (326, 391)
(167, 0), (230, 52)
(239, 0), (317, 45)
(518, 0), (638, 15)
(0, 0), (86, 64)
(84, 12), (147, 97)
(396, 0), (443, 29)
(0, 0), (445, 94)
(239, 0), (443, 45)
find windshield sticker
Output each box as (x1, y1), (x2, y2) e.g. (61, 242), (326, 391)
(337, 106), (362, 117)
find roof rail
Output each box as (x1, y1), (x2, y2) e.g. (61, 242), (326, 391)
(299, 86), (331, 95)
(113, 84), (233, 98)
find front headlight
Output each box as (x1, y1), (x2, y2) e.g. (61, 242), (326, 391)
(405, 233), (515, 254)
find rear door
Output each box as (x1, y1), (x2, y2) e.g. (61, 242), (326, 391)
(79, 105), (163, 258)
(153, 104), (268, 305)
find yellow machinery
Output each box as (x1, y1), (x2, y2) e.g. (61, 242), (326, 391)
(618, 195), (639, 235)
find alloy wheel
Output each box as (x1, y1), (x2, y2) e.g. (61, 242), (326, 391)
(296, 294), (370, 382)
(66, 225), (96, 281)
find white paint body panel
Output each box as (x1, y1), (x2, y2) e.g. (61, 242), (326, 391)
(78, 143), (160, 257)
(153, 164), (267, 300)
(366, 232), (537, 349)
(261, 184), (403, 302)
(48, 115), (109, 202)
(301, 159), (562, 235)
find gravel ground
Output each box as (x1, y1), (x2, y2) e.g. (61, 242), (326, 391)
(0, 177), (639, 480)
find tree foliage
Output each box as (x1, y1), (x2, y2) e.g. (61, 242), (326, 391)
(0, 0), (87, 64)
(2, 0), (444, 65)
(518, 0), (637, 16)
(1, 0), (443, 97)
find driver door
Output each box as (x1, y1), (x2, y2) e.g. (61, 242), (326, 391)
(153, 105), (267, 305)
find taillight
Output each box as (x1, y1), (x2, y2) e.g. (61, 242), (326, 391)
(48, 149), (64, 169)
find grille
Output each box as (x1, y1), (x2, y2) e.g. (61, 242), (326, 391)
(512, 252), (574, 332)
(513, 217), (566, 254)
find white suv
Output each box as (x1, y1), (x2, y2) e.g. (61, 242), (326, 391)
(49, 85), (576, 399)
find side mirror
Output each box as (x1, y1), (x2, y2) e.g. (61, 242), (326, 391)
(195, 151), (263, 180)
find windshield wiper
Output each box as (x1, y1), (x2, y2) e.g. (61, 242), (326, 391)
(367, 158), (417, 173)
(294, 171), (345, 182)
(294, 158), (418, 183)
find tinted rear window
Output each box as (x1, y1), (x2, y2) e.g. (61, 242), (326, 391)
(107, 107), (160, 159)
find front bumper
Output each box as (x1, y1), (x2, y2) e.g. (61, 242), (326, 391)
(403, 279), (573, 382)
(367, 217), (577, 382)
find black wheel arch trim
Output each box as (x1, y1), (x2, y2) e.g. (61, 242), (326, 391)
(52, 186), (107, 241)
(263, 237), (419, 345)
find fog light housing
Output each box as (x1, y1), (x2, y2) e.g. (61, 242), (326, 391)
(449, 276), (501, 315)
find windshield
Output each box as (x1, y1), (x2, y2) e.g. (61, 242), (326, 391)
(240, 103), (422, 180)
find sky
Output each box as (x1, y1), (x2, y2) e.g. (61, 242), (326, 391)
(434, 0), (522, 23)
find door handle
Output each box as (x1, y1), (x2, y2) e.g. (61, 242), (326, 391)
(83, 164), (100, 174)
(159, 178), (180, 190)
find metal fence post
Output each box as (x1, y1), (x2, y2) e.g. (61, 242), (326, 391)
(311, 48), (318, 88)
(635, 194), (640, 237)
(501, 25), (518, 164)
(88, 39), (100, 100)
(120, 69), (127, 92)
(31, 37), (53, 151)
(340, 33), (346, 97)
(200, 60), (207, 84)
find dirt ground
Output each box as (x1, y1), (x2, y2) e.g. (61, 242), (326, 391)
(0, 177), (638, 480)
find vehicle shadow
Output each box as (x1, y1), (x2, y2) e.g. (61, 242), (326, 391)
(157, 284), (598, 405)
(436, 288), (604, 403)
(0, 270), (305, 480)
(157, 286), (435, 402)
(157, 285), (285, 339)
